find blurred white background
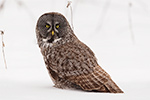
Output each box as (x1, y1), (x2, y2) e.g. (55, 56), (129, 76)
(0, 0), (150, 100)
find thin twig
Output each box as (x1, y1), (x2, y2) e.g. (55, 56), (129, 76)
(67, 0), (74, 30)
(128, 2), (135, 44)
(0, 30), (7, 69)
(66, 1), (71, 8)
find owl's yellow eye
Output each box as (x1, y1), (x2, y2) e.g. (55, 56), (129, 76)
(56, 24), (59, 29)
(45, 24), (50, 28)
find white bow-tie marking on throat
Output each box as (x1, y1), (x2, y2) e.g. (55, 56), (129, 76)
(42, 38), (62, 47)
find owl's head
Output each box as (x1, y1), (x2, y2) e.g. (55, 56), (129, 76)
(36, 12), (72, 44)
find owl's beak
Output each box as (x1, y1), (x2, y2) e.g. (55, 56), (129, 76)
(52, 30), (54, 36)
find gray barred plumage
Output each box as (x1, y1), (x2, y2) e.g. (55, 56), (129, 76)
(36, 12), (123, 93)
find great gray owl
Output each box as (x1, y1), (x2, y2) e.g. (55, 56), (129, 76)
(36, 12), (123, 93)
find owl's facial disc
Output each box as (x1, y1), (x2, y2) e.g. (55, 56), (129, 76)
(44, 21), (61, 43)
(44, 26), (56, 43)
(37, 12), (70, 44)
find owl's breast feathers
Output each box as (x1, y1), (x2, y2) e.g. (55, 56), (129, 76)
(43, 40), (123, 93)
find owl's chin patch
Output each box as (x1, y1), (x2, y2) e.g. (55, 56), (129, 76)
(47, 38), (54, 43)
(46, 36), (54, 43)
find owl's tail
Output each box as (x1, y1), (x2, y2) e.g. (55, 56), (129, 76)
(103, 79), (124, 93)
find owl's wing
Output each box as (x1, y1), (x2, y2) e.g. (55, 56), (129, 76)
(68, 65), (123, 93)
(53, 41), (123, 93)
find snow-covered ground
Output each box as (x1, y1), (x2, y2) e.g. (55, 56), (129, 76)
(0, 0), (150, 100)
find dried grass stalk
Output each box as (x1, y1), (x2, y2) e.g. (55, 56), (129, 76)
(0, 30), (7, 69)
(128, 2), (135, 44)
(67, 1), (74, 30)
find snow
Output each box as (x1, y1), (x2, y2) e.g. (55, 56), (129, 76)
(0, 0), (150, 100)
